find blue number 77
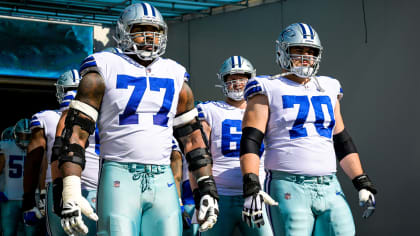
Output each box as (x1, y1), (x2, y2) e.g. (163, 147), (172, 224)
(117, 75), (174, 127)
(282, 95), (335, 139)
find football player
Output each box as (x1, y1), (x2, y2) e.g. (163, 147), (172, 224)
(0, 126), (14, 236)
(57, 3), (218, 236)
(197, 56), (274, 236)
(24, 69), (100, 236)
(169, 138), (197, 235)
(0, 119), (39, 235)
(52, 69), (101, 236)
(240, 23), (377, 235)
(170, 137), (200, 236)
(1, 127), (14, 141)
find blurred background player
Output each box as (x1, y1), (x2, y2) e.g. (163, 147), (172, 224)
(24, 68), (100, 236)
(197, 56), (273, 236)
(170, 137), (199, 236)
(51, 68), (101, 236)
(240, 23), (377, 235)
(0, 125), (15, 236)
(0, 118), (40, 235)
(57, 3), (218, 235)
(1, 127), (14, 141)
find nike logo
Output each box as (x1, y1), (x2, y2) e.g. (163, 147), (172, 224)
(167, 182), (175, 187)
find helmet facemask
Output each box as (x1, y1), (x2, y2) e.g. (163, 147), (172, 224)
(276, 23), (323, 78)
(15, 132), (31, 150)
(13, 119), (31, 150)
(222, 75), (249, 101)
(55, 69), (80, 104)
(115, 3), (168, 61)
(277, 42), (322, 78)
(126, 24), (167, 61)
(56, 85), (77, 104)
(217, 56), (256, 101)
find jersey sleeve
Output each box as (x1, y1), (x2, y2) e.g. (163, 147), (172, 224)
(326, 76), (344, 100)
(184, 71), (190, 82)
(244, 76), (267, 100)
(79, 53), (101, 77)
(171, 137), (182, 153)
(196, 102), (212, 125)
(30, 112), (46, 130)
(79, 52), (111, 82)
(337, 80), (344, 100)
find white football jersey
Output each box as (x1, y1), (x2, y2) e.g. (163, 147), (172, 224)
(80, 52), (188, 165)
(244, 75), (343, 176)
(30, 110), (61, 183)
(59, 91), (100, 190)
(0, 140), (26, 200)
(197, 101), (266, 196)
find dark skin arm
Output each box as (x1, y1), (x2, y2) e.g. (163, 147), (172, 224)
(60, 72), (105, 178)
(176, 82), (213, 181)
(51, 110), (68, 181)
(39, 151), (48, 191)
(170, 150), (183, 200)
(24, 128), (46, 194)
(0, 153), (5, 174)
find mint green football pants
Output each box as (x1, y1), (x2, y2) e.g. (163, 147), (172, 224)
(265, 171), (355, 236)
(96, 161), (182, 236)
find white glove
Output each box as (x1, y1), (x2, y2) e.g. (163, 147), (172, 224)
(242, 190), (278, 228)
(38, 189), (47, 217)
(359, 189), (375, 219)
(61, 176), (98, 236)
(197, 194), (219, 232)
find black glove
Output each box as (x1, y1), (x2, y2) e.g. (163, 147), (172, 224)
(192, 176), (219, 232)
(22, 192), (42, 225)
(242, 173), (278, 228)
(352, 174), (377, 219)
(38, 189), (47, 216)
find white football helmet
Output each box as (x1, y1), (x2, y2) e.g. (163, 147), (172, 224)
(55, 69), (81, 104)
(13, 118), (31, 150)
(114, 3), (167, 61)
(1, 126), (14, 141)
(217, 56), (256, 101)
(276, 23), (323, 78)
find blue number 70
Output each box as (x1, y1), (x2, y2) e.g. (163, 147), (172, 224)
(282, 95), (335, 139)
(116, 75), (174, 127)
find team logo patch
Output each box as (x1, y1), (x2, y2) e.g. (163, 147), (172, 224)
(284, 193), (291, 200)
(113, 181), (120, 188)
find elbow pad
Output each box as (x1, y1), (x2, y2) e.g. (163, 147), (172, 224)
(51, 137), (63, 163)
